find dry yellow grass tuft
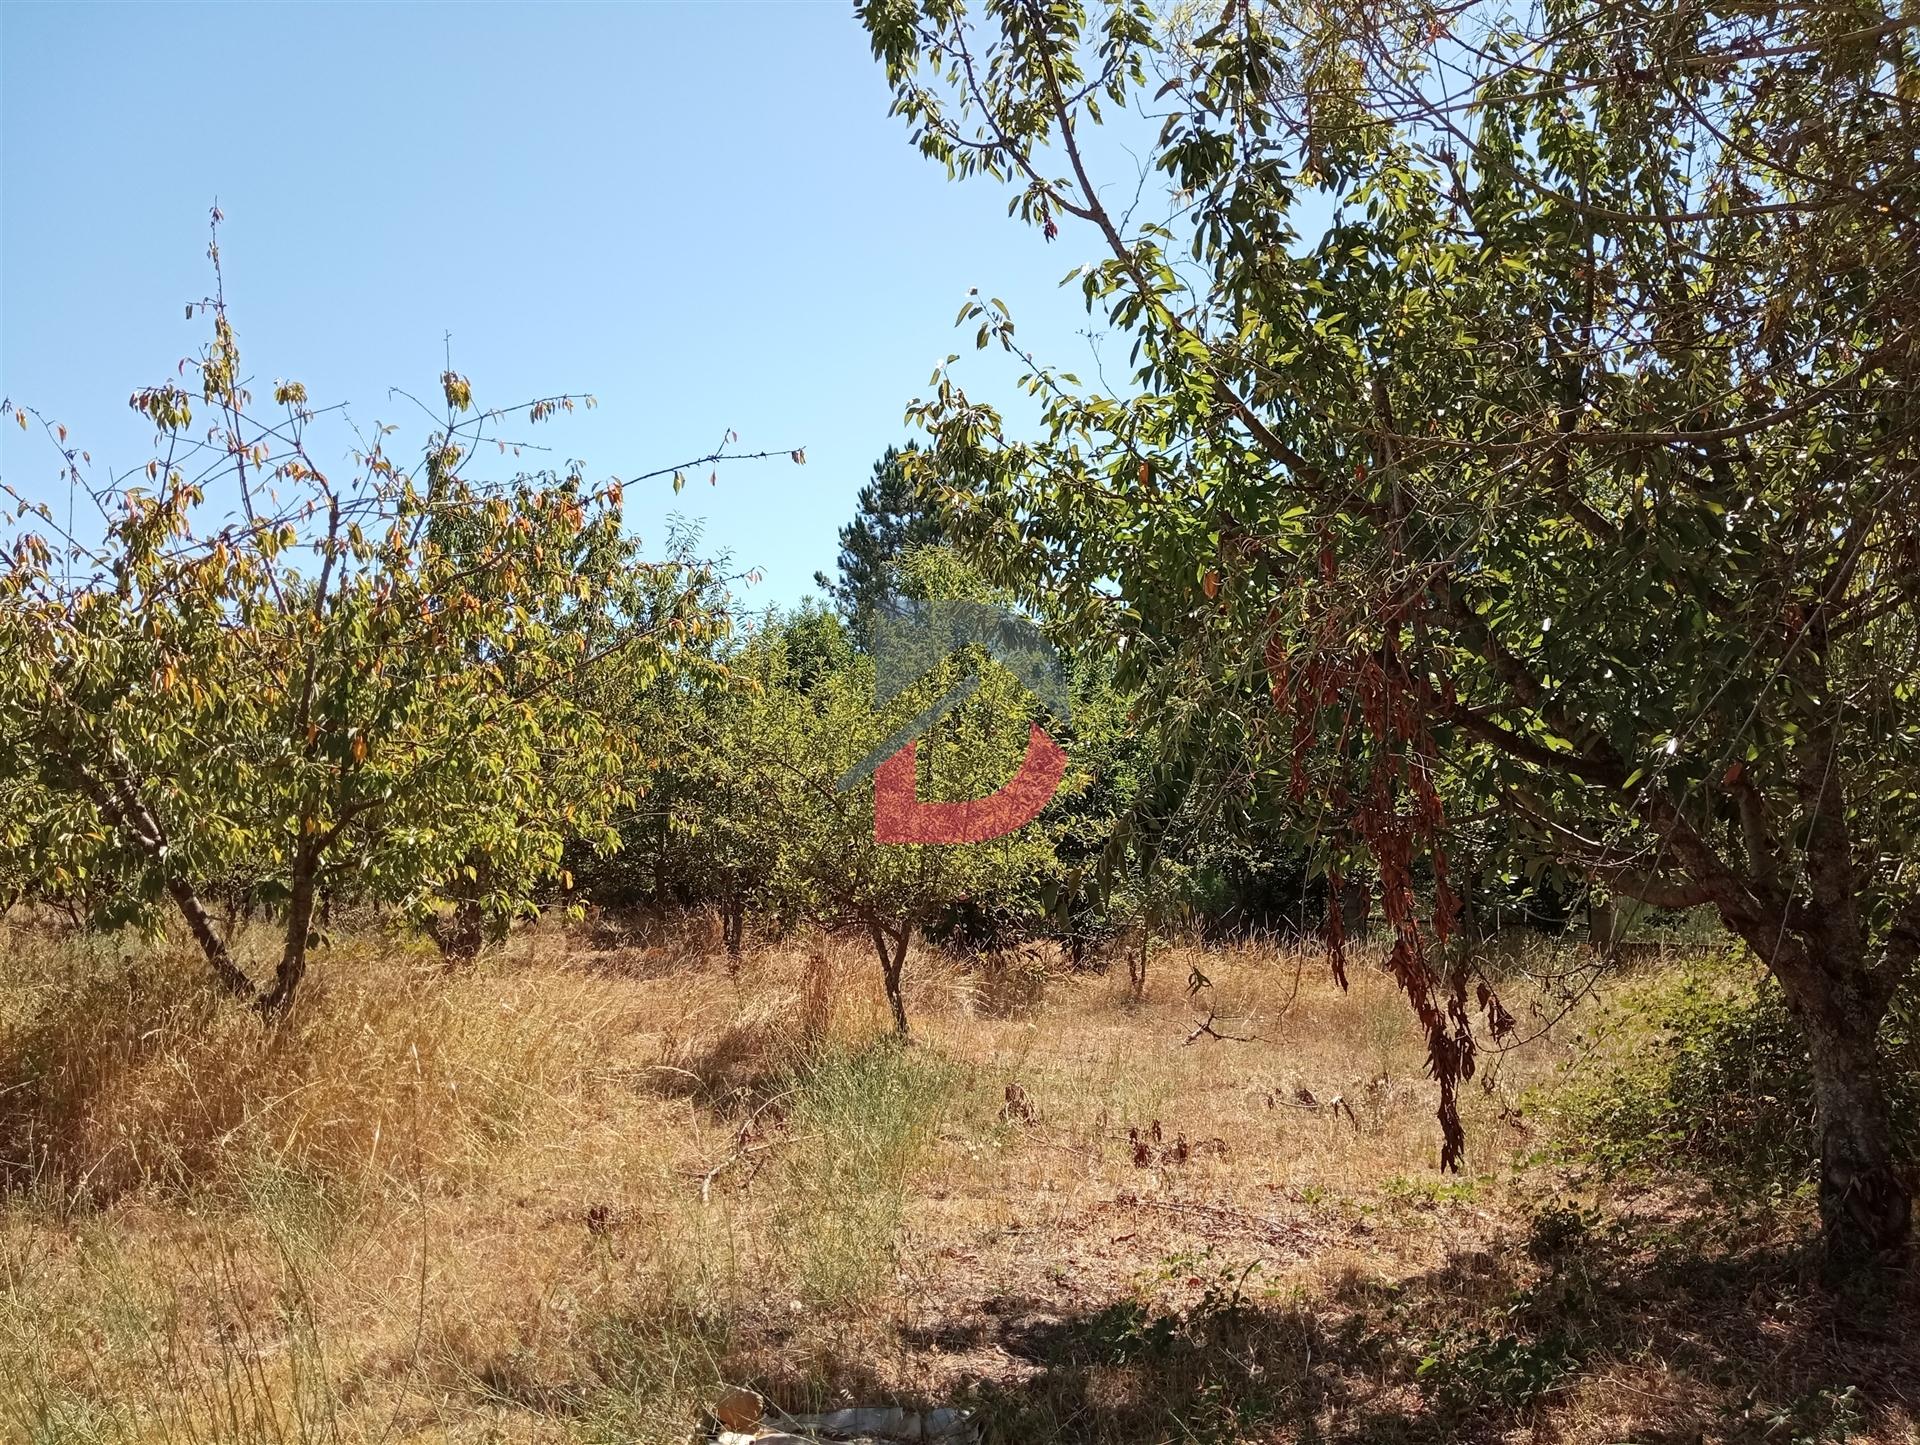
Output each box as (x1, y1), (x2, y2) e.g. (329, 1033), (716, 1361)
(0, 922), (635, 1209)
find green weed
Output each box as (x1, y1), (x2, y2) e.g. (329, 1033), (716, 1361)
(773, 1038), (959, 1307)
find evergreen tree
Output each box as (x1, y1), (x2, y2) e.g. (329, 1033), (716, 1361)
(814, 444), (944, 626)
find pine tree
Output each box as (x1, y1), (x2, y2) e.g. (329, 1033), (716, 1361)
(814, 444), (944, 626)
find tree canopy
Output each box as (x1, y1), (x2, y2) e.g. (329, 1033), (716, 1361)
(0, 230), (776, 1012)
(815, 444), (947, 625)
(859, 0), (1920, 1265)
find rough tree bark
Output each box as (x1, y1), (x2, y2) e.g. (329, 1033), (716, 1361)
(1767, 940), (1913, 1270)
(1603, 811), (1915, 1271)
(167, 873), (260, 1003)
(261, 845), (320, 1017)
(1802, 999), (1909, 1268)
(1629, 796), (1915, 1270)
(77, 765), (260, 1004)
(428, 851), (505, 971)
(429, 897), (487, 967)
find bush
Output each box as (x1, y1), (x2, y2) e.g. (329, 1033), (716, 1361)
(1413, 1305), (1582, 1415)
(970, 946), (1051, 1017)
(1559, 958), (1920, 1191)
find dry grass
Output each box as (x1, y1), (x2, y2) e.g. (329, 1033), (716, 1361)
(1, 916), (1913, 1445)
(0, 922), (629, 1208)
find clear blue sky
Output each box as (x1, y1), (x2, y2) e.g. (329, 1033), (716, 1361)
(0, 1), (1133, 608)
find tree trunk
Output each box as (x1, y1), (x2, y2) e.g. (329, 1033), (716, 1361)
(432, 897), (487, 967)
(1800, 998), (1912, 1272)
(166, 874), (260, 1004)
(82, 765), (258, 1003)
(869, 918), (911, 1037)
(1129, 926), (1148, 1001)
(722, 896), (745, 973)
(430, 853), (501, 969)
(1338, 880), (1371, 940)
(260, 852), (318, 1017)
(1587, 899), (1619, 950)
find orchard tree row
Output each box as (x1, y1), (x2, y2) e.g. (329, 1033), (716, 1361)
(5, 0), (1915, 1271)
(0, 256), (1342, 1036)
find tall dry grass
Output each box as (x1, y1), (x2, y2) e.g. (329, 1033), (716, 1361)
(0, 920), (989, 1444)
(3, 913), (1793, 1445)
(0, 923), (628, 1210)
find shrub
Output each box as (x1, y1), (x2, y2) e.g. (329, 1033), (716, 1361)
(1559, 958), (1920, 1191)
(970, 946), (1051, 1018)
(1413, 1302), (1582, 1415)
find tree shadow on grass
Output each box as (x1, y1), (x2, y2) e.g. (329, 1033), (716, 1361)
(741, 1200), (1918, 1444)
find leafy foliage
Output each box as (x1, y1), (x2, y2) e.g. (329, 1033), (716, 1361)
(1413, 1295), (1582, 1416)
(812, 443), (946, 625)
(1562, 960), (1920, 1189)
(858, 0), (1920, 1260)
(591, 557), (1065, 1029)
(749, 563), (1064, 1032)
(0, 225), (747, 1010)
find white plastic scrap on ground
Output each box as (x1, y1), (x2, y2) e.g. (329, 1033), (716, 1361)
(709, 1390), (978, 1443)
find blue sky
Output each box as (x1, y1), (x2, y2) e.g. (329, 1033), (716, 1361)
(0, 1), (1138, 609)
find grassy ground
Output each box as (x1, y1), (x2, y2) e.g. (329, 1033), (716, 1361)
(1, 916), (1914, 1444)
